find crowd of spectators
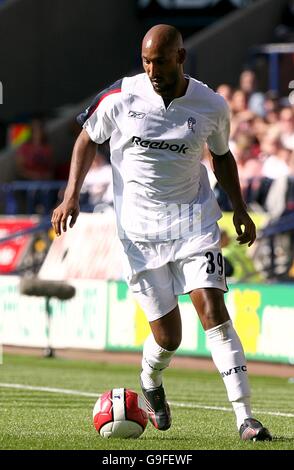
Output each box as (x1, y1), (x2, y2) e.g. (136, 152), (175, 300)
(202, 69), (294, 223)
(201, 68), (294, 282)
(2, 68), (294, 222)
(0, 66), (293, 280)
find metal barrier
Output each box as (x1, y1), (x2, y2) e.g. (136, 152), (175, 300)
(257, 212), (294, 280)
(0, 181), (67, 215)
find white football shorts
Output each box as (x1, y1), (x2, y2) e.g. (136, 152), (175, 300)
(121, 223), (228, 322)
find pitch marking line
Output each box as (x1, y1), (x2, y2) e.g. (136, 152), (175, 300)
(0, 382), (98, 398)
(0, 382), (293, 418)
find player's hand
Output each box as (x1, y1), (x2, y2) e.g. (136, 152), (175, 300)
(233, 209), (256, 247)
(51, 197), (80, 236)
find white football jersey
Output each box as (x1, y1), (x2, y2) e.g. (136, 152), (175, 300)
(78, 73), (230, 241)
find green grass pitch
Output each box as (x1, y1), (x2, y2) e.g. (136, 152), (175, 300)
(0, 354), (293, 450)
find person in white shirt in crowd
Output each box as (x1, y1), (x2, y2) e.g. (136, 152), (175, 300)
(279, 107), (294, 151)
(81, 151), (113, 207)
(216, 83), (233, 107)
(261, 132), (291, 180)
(239, 69), (265, 118)
(266, 149), (294, 219)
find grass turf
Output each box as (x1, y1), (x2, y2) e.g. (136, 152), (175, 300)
(0, 354), (293, 450)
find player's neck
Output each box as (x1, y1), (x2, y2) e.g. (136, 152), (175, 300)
(161, 76), (189, 108)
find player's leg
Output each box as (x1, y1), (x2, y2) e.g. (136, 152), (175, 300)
(171, 220), (271, 440)
(129, 265), (181, 431)
(142, 305), (182, 389)
(140, 306), (181, 430)
(190, 287), (271, 441)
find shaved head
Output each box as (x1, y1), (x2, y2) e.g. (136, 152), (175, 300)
(142, 24), (183, 53)
(141, 24), (187, 101)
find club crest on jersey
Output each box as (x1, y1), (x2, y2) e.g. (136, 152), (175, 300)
(187, 117), (196, 133)
(128, 110), (146, 119)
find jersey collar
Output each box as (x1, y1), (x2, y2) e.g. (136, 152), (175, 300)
(143, 73), (192, 108)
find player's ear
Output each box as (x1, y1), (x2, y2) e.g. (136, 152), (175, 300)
(177, 48), (186, 65)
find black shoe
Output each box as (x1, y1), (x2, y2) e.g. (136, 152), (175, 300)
(239, 418), (272, 441)
(140, 380), (171, 431)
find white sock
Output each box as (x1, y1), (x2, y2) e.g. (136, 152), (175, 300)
(231, 397), (252, 429)
(205, 320), (252, 429)
(141, 334), (176, 389)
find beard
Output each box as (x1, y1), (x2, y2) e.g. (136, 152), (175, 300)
(150, 73), (179, 97)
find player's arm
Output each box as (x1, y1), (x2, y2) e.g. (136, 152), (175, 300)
(52, 79), (121, 236)
(51, 129), (96, 236)
(210, 149), (256, 247)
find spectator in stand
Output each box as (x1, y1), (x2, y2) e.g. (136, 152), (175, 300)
(239, 69), (265, 118)
(201, 145), (232, 211)
(229, 131), (273, 211)
(230, 89), (248, 115)
(81, 151), (113, 207)
(243, 158), (272, 211)
(216, 83), (233, 106)
(229, 90), (256, 141)
(261, 133), (290, 180)
(265, 150), (294, 281)
(264, 90), (280, 125)
(279, 107), (294, 151)
(229, 135), (256, 198)
(266, 150), (294, 219)
(250, 116), (268, 155)
(13, 119), (55, 214)
(15, 119), (54, 180)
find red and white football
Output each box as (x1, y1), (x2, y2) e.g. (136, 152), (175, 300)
(93, 388), (148, 438)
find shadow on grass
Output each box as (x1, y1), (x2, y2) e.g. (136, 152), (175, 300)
(143, 436), (199, 442)
(272, 436), (294, 442)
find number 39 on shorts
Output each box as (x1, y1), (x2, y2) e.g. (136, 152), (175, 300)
(205, 251), (224, 275)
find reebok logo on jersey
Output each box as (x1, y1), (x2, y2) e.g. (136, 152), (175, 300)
(128, 110), (146, 119)
(132, 136), (189, 154)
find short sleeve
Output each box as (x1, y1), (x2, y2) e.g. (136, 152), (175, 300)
(76, 79), (122, 144)
(207, 99), (230, 156)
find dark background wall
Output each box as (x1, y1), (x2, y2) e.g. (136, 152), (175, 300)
(184, 0), (289, 90)
(0, 0), (142, 120)
(0, 0), (289, 121)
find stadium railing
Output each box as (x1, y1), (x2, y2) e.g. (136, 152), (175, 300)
(257, 212), (294, 280)
(0, 181), (67, 215)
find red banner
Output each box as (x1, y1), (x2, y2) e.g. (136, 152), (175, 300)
(0, 217), (39, 273)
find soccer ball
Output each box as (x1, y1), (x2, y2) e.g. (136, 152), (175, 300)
(93, 388), (149, 438)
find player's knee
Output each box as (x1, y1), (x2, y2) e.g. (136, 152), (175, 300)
(156, 333), (181, 351)
(192, 289), (229, 329)
(203, 301), (228, 326)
